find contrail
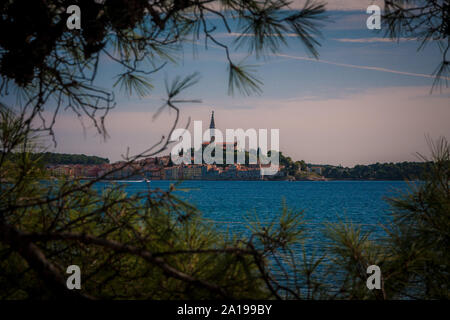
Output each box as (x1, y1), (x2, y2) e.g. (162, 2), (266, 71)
(188, 39), (448, 81)
(275, 53), (449, 80)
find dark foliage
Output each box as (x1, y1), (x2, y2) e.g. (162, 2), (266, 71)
(322, 162), (431, 180)
(6, 151), (110, 165)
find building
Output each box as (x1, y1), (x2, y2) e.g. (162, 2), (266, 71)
(201, 111), (237, 153)
(49, 165), (73, 177)
(237, 167), (262, 180)
(308, 166), (323, 175)
(163, 166), (181, 180)
(181, 164), (204, 179)
(156, 155), (171, 166)
(143, 166), (162, 180)
(203, 165), (222, 179)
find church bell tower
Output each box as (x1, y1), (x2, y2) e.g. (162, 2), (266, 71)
(209, 111), (215, 142)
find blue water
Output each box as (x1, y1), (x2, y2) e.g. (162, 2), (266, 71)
(95, 180), (412, 289)
(99, 180), (410, 242)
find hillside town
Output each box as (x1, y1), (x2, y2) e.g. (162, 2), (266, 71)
(44, 111), (326, 181)
(45, 155), (295, 181)
(41, 111), (425, 182)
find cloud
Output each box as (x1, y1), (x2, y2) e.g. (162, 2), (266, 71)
(274, 53), (449, 80)
(215, 32), (300, 38)
(333, 37), (417, 43)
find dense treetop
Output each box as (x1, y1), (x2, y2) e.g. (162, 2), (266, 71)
(321, 162), (432, 180)
(36, 152), (110, 165)
(3, 151), (109, 165)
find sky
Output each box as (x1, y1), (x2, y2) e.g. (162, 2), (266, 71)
(23, 2), (450, 167)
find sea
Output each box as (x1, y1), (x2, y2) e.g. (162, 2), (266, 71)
(95, 180), (413, 291)
(96, 180), (411, 246)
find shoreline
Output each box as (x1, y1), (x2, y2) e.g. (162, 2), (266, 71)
(53, 177), (415, 182)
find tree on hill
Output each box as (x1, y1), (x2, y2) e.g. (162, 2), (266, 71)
(37, 152), (110, 165)
(322, 162), (430, 180)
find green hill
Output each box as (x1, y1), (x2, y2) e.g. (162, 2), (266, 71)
(6, 152), (110, 165)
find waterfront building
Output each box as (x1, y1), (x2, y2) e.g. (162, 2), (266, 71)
(72, 164), (84, 177)
(181, 164), (203, 180)
(308, 166), (323, 175)
(50, 165), (73, 177)
(97, 164), (112, 178)
(203, 165), (222, 179)
(143, 167), (162, 180)
(163, 166), (181, 180)
(85, 165), (101, 178)
(237, 167), (262, 180)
